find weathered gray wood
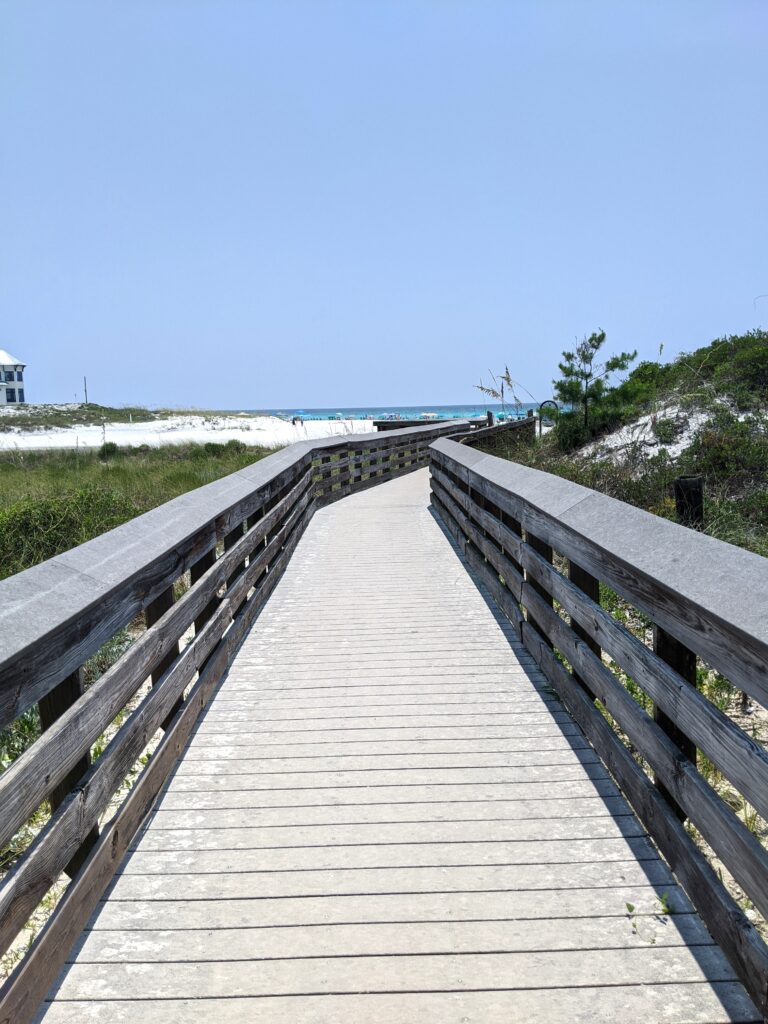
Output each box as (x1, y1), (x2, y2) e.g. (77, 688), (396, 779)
(431, 438), (768, 708)
(653, 625), (698, 820)
(520, 579), (768, 924)
(430, 482), (524, 632)
(76, 914), (711, 961)
(0, 474), (313, 856)
(32, 469), (753, 1024)
(0, 615), (237, 1024)
(0, 448), (314, 725)
(521, 619), (768, 1018)
(568, 559), (601, 690)
(0, 423), (469, 728)
(430, 467), (525, 598)
(37, 670), (98, 877)
(524, 530), (553, 644)
(130, 814), (640, 852)
(3, 458), (761, 1024)
(431, 444), (768, 1012)
(90, 881), (690, 930)
(516, 536), (768, 823)
(223, 523), (245, 592)
(0, 598), (233, 960)
(146, 586), (181, 729)
(30, 985), (761, 1024)
(0, 492), (313, 1024)
(47, 946), (741, 1000)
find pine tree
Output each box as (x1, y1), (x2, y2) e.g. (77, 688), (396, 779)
(554, 331), (637, 428)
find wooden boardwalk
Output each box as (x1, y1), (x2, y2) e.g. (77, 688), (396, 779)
(37, 470), (759, 1023)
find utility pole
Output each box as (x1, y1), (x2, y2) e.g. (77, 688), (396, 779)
(83, 376), (89, 405)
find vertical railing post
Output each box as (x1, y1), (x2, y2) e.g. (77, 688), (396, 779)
(146, 585), (182, 727)
(224, 523), (245, 590)
(674, 475), (704, 529)
(38, 669), (99, 876)
(525, 532), (553, 645)
(320, 453), (332, 498)
(500, 508), (524, 579)
(568, 561), (600, 694)
(191, 548), (218, 632)
(652, 625), (698, 821)
(351, 447), (363, 490)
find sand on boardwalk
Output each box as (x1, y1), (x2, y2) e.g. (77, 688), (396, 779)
(0, 413), (379, 450)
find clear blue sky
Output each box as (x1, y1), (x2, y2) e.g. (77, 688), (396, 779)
(1, 1), (767, 409)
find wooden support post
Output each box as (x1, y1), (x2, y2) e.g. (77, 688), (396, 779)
(191, 549), (218, 633)
(674, 475), (704, 529)
(568, 560), (600, 696)
(190, 548), (220, 675)
(320, 454), (332, 495)
(500, 508), (523, 578)
(38, 670), (98, 877)
(241, 507), (267, 599)
(525, 532), (554, 646)
(146, 585), (182, 729)
(653, 625), (698, 821)
(224, 524), (245, 591)
(352, 448), (363, 486)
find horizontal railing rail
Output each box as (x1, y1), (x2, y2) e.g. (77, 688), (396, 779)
(456, 415), (537, 455)
(428, 437), (768, 1015)
(0, 420), (469, 1024)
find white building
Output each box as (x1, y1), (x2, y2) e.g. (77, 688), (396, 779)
(0, 349), (26, 405)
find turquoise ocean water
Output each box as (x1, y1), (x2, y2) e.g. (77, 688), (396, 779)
(254, 403), (545, 421)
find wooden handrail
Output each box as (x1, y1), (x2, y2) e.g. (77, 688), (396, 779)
(0, 420), (470, 1024)
(429, 436), (768, 1015)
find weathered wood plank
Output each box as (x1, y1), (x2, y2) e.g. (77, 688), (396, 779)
(74, 913), (713, 962)
(520, 579), (768, 924)
(0, 473), (313, 856)
(14, 466), (760, 1024)
(431, 439), (768, 707)
(49, 945), (740, 1000)
(517, 541), (768, 822)
(521, 619), (768, 1017)
(87, 883), (692, 931)
(37, 670), (98, 877)
(32, 986), (761, 1024)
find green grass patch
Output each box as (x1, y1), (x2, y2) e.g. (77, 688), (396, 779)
(0, 439), (275, 580)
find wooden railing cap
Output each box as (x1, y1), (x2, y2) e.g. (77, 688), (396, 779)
(431, 437), (768, 654)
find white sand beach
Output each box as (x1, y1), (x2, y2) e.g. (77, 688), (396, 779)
(0, 411), (377, 450)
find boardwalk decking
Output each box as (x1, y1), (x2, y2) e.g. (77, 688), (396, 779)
(37, 470), (759, 1022)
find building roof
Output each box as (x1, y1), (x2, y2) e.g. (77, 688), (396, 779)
(0, 349), (25, 366)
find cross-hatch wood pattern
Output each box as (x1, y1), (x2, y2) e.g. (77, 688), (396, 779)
(36, 471), (759, 1023)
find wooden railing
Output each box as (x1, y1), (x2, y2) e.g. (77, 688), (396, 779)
(429, 437), (768, 1015)
(0, 420), (469, 1024)
(458, 415), (537, 454)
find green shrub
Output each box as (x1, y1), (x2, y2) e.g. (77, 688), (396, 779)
(98, 441), (120, 459)
(681, 411), (768, 483)
(653, 418), (679, 445)
(0, 486), (137, 579)
(552, 413), (591, 452)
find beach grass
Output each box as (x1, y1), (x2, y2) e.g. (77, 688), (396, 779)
(0, 403), (163, 432)
(0, 439), (275, 580)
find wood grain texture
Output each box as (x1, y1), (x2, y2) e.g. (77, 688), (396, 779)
(431, 439), (768, 707)
(29, 469), (758, 1024)
(431, 442), (768, 1015)
(0, 423), (468, 726)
